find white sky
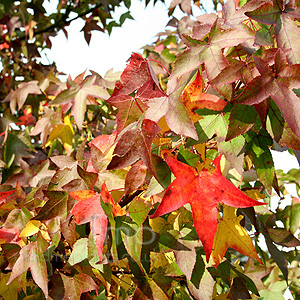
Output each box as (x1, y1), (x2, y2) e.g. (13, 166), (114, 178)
(42, 0), (299, 175)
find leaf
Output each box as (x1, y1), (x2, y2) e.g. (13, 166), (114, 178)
(33, 190), (69, 221)
(245, 129), (275, 193)
(125, 160), (147, 195)
(267, 227), (300, 247)
(107, 53), (165, 133)
(150, 154), (265, 261)
(189, 110), (246, 173)
(259, 281), (287, 300)
(87, 131), (117, 172)
(70, 190), (108, 260)
(0, 190), (15, 206)
(0, 228), (21, 245)
(0, 272), (22, 300)
(211, 205), (262, 266)
(145, 71), (197, 140)
(107, 119), (160, 178)
(50, 75), (110, 129)
(49, 273), (98, 300)
(171, 19), (253, 97)
(100, 182), (125, 216)
(4, 132), (35, 167)
(181, 71), (227, 122)
(120, 217), (143, 269)
(258, 215), (288, 281)
(45, 114), (74, 155)
(238, 50), (300, 139)
(29, 107), (62, 147)
(4, 81), (41, 113)
(246, 1), (300, 64)
(266, 100), (300, 150)
(226, 104), (258, 141)
(7, 232), (49, 297)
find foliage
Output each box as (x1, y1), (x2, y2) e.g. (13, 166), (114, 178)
(1, 0), (300, 299)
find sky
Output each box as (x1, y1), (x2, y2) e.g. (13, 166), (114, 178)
(42, 0), (299, 175)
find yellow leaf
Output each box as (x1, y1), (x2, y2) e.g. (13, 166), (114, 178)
(211, 205), (262, 266)
(158, 116), (170, 133)
(46, 115), (74, 155)
(244, 189), (266, 201)
(20, 220), (41, 237)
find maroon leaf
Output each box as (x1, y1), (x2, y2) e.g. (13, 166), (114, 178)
(107, 119), (160, 178)
(125, 160), (147, 195)
(238, 50), (300, 139)
(107, 53), (165, 133)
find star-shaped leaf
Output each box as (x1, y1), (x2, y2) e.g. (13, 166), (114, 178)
(181, 71), (227, 122)
(211, 205), (262, 266)
(7, 232), (49, 297)
(150, 155), (265, 261)
(171, 19), (253, 98)
(4, 81), (41, 113)
(237, 49), (300, 139)
(145, 74), (198, 139)
(50, 75), (110, 129)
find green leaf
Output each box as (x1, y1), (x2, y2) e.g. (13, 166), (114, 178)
(4, 133), (34, 166)
(259, 281), (287, 300)
(120, 217), (143, 270)
(226, 104), (258, 141)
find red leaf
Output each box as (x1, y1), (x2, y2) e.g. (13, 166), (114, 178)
(0, 227), (21, 245)
(150, 155), (266, 261)
(70, 190), (107, 261)
(107, 53), (164, 133)
(0, 190), (15, 206)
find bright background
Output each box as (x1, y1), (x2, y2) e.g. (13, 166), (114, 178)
(42, 0), (298, 174)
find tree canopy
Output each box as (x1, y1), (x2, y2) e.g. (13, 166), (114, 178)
(1, 0), (300, 299)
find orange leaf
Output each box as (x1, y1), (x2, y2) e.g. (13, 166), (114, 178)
(100, 182), (125, 216)
(181, 71), (227, 122)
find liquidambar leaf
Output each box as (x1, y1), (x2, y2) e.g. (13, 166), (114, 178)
(7, 232), (49, 297)
(181, 71), (227, 122)
(211, 205), (262, 266)
(150, 155), (265, 261)
(70, 190), (108, 261)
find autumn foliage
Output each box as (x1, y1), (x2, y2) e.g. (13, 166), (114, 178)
(1, 0), (300, 299)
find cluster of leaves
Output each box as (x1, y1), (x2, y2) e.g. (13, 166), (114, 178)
(1, 0), (300, 299)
